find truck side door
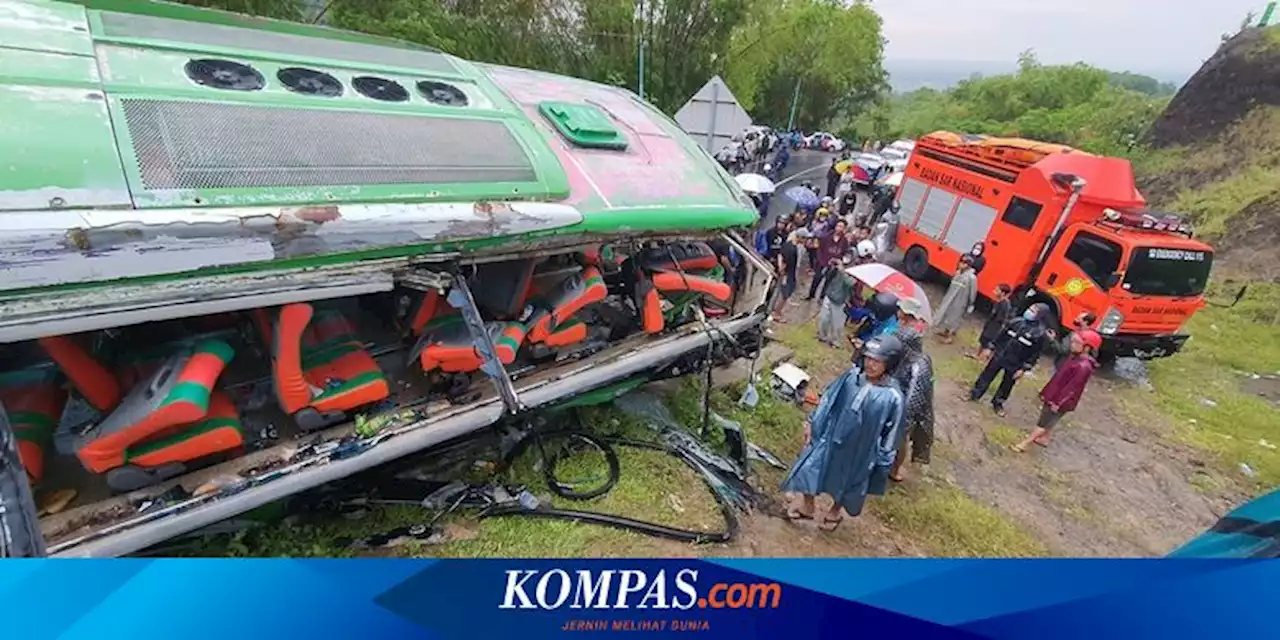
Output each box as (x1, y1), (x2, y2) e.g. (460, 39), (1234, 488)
(978, 195), (1046, 299)
(1036, 227), (1124, 326)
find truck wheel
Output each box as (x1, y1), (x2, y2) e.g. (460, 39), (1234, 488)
(903, 245), (930, 281)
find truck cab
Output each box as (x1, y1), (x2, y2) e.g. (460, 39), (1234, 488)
(1030, 215), (1212, 359)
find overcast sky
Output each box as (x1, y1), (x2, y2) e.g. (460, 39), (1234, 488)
(875, 0), (1265, 80)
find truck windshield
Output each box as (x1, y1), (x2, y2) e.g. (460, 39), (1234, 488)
(1124, 247), (1213, 297)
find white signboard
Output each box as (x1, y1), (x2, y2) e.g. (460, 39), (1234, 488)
(674, 75), (752, 154)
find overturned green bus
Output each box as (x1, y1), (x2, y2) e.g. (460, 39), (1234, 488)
(0, 0), (774, 557)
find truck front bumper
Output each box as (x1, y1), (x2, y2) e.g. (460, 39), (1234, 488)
(1105, 333), (1191, 360)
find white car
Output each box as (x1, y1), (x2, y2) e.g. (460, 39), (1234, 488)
(805, 132), (844, 152)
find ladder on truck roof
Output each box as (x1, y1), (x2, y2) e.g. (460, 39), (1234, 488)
(916, 131), (1080, 181)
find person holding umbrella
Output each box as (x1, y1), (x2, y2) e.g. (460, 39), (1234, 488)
(825, 157), (841, 198)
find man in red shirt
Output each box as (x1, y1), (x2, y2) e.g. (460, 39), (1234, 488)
(1013, 329), (1102, 452)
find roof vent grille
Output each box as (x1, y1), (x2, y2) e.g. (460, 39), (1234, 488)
(184, 59), (265, 92)
(353, 76), (409, 102)
(277, 67), (343, 97)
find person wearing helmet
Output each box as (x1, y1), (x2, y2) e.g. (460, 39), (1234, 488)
(848, 290), (899, 347)
(933, 254), (978, 344)
(968, 301), (1053, 417)
(889, 326), (935, 481)
(783, 334), (906, 530)
(1049, 311), (1098, 372)
(854, 239), (877, 264)
(1013, 329), (1102, 452)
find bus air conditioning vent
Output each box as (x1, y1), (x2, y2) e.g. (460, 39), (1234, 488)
(118, 98), (537, 191)
(277, 67), (343, 97)
(184, 59), (265, 92)
(353, 76), (409, 102)
(416, 81), (469, 107)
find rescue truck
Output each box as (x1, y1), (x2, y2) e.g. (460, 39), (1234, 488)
(894, 131), (1215, 361)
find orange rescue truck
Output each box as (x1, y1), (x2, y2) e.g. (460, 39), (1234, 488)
(895, 131), (1214, 360)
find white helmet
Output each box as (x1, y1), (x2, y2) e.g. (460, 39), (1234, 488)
(856, 240), (876, 258)
(763, 163), (773, 172)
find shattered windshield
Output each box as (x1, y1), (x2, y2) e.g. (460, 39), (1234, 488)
(1124, 246), (1213, 297)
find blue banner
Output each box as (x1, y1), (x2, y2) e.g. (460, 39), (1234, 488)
(1, 559), (1272, 638)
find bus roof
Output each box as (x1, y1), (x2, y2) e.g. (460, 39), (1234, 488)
(0, 0), (753, 228)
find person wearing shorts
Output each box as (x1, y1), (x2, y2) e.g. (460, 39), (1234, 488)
(1014, 330), (1102, 452)
(771, 230), (801, 321)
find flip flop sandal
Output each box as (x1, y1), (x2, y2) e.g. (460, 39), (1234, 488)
(994, 407), (1008, 418)
(787, 509), (815, 521)
(890, 473), (906, 482)
(1033, 439), (1050, 448)
(819, 517), (844, 532)
(1010, 444), (1026, 453)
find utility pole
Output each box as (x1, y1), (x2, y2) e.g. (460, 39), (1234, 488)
(785, 78), (801, 130)
(638, 40), (647, 100)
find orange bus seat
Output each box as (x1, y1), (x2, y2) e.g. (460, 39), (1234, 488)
(415, 317), (529, 373)
(635, 275), (665, 334)
(75, 339), (243, 491)
(272, 303), (390, 432)
(640, 242), (720, 272)
(650, 270), (732, 304)
(0, 366), (66, 484)
(527, 267), (608, 344)
(38, 335), (120, 413)
(542, 319), (590, 348)
(408, 289), (445, 336)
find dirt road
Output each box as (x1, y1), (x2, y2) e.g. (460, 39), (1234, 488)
(757, 265), (1250, 557)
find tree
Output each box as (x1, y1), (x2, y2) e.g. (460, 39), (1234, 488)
(721, 0), (887, 129)
(853, 56), (1171, 156)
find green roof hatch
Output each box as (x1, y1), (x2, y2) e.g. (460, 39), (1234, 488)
(539, 101), (627, 150)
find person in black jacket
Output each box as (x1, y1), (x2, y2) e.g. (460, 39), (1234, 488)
(825, 157), (841, 198)
(973, 283), (1014, 360)
(967, 302), (1053, 417)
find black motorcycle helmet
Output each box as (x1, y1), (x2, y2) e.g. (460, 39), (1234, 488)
(868, 291), (900, 322)
(862, 333), (904, 372)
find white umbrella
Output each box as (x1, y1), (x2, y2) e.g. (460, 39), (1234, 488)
(878, 171), (904, 188)
(734, 173), (776, 194)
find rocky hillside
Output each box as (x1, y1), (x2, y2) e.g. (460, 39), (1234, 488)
(1137, 26), (1280, 280)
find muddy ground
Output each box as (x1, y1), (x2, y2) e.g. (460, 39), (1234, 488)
(742, 265), (1250, 558)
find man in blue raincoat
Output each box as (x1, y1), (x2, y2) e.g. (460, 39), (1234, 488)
(783, 334), (906, 531)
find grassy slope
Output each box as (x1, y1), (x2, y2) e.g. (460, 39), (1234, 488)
(1130, 30), (1280, 492)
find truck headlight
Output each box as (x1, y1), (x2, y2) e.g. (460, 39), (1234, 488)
(1099, 307), (1124, 335)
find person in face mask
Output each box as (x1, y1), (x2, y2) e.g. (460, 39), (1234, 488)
(967, 302), (1052, 417)
(969, 242), (988, 275)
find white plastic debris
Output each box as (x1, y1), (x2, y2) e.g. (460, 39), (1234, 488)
(1240, 463), (1257, 478)
(1259, 439), (1277, 451)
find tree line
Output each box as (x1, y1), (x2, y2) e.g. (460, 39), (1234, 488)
(845, 52), (1175, 156)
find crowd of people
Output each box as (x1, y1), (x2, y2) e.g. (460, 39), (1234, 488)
(754, 191), (1104, 532)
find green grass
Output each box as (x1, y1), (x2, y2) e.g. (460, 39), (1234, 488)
(1135, 106), (1280, 238)
(985, 424), (1025, 449)
(868, 479), (1048, 557)
(1168, 166), (1280, 237)
(1136, 282), (1280, 489)
(773, 322), (850, 375)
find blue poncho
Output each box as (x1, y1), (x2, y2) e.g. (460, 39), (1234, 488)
(781, 365), (905, 516)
